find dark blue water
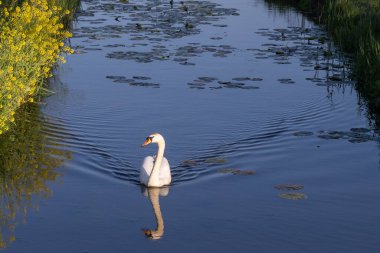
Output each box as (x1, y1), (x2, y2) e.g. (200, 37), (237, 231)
(1, 0), (380, 252)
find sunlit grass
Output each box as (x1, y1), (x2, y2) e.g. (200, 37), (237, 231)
(0, 0), (74, 135)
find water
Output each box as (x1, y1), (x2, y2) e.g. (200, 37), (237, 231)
(1, 0), (380, 252)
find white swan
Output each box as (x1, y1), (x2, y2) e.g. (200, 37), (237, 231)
(140, 133), (171, 187)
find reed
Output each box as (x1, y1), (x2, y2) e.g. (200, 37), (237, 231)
(322, 0), (380, 106)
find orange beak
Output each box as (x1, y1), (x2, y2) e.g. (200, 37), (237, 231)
(141, 137), (152, 147)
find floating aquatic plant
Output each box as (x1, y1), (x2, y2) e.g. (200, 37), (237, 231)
(205, 157), (227, 164)
(218, 168), (256, 175)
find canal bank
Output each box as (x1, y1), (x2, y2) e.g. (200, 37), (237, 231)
(0, 0), (76, 135)
(266, 0), (380, 121)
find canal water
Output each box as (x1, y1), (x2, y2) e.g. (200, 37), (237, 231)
(1, 0), (380, 252)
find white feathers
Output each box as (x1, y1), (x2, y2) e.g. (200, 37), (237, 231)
(140, 133), (171, 187)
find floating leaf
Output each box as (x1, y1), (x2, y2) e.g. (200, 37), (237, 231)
(218, 168), (256, 175)
(293, 131), (313, 137)
(181, 160), (198, 167)
(278, 78), (295, 84)
(205, 157), (227, 164)
(350, 128), (370, 133)
(250, 77), (263, 81)
(133, 76), (151, 80)
(232, 77), (251, 81)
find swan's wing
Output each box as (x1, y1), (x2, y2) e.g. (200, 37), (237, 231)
(140, 156), (154, 186)
(159, 157), (171, 186)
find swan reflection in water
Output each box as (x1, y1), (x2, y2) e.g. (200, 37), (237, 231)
(142, 187), (169, 240)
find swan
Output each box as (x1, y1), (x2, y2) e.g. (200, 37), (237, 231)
(140, 133), (171, 187)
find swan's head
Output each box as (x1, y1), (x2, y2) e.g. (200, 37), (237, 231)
(141, 133), (165, 147)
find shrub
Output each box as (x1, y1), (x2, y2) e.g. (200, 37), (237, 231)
(0, 0), (74, 135)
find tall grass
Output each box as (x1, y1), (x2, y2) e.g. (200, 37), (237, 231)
(322, 0), (380, 106)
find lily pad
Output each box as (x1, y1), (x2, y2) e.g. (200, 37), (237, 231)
(133, 76), (151, 80)
(181, 160), (198, 167)
(218, 168), (256, 175)
(293, 131), (313, 137)
(350, 128), (370, 133)
(129, 81), (160, 88)
(232, 77), (251, 81)
(250, 77), (263, 81)
(198, 76), (218, 82)
(205, 157), (227, 164)
(278, 78), (295, 84)
(348, 138), (369, 143)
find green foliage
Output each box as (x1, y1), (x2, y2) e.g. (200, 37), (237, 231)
(55, 0), (81, 28)
(0, 0), (80, 136)
(322, 0), (380, 108)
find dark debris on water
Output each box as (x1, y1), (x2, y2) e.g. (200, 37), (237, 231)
(292, 128), (378, 143)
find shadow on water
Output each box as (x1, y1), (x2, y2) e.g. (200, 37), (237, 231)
(0, 104), (71, 249)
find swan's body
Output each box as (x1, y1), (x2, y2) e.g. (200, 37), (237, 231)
(140, 156), (171, 186)
(140, 133), (171, 187)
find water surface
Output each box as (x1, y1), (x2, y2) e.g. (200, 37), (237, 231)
(1, 0), (380, 252)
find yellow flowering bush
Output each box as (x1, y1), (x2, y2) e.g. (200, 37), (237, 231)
(0, 0), (74, 135)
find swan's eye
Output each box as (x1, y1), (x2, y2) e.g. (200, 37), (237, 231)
(146, 136), (153, 142)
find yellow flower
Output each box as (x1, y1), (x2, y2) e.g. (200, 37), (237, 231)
(0, 0), (74, 135)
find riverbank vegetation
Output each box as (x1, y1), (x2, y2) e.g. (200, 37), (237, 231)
(323, 0), (380, 110)
(266, 0), (380, 115)
(0, 0), (75, 136)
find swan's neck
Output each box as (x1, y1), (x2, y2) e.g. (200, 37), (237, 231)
(148, 140), (165, 187)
